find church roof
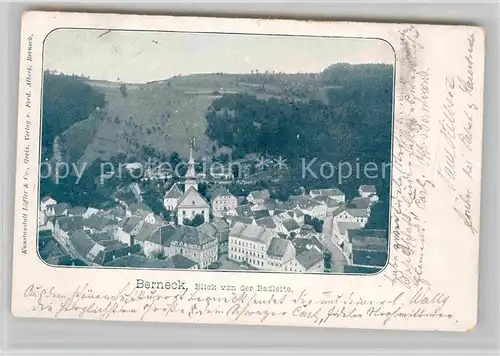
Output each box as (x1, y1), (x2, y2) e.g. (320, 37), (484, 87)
(177, 186), (209, 209)
(164, 184), (182, 199)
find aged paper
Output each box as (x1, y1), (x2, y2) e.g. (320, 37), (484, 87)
(12, 11), (484, 331)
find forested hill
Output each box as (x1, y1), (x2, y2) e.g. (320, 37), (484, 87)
(205, 63), (394, 229)
(41, 63), (393, 169)
(206, 63), (394, 167)
(41, 71), (106, 161)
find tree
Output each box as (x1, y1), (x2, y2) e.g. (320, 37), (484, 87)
(153, 251), (166, 260)
(311, 218), (324, 233)
(184, 213), (205, 227)
(41, 71), (105, 160)
(120, 84), (128, 98)
(323, 251), (332, 271)
(219, 153), (229, 164)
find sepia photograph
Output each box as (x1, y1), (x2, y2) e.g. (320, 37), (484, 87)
(38, 29), (395, 274)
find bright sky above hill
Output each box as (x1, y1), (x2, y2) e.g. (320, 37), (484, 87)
(44, 29), (395, 84)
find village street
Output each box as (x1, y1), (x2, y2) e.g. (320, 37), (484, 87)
(322, 216), (348, 273)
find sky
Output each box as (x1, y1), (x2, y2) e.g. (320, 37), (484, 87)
(43, 29), (395, 84)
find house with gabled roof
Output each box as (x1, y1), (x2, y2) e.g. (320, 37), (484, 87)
(226, 204), (253, 218)
(40, 196), (57, 213)
(255, 216), (278, 230)
(334, 221), (363, 248)
(348, 229), (389, 267)
(252, 209), (271, 220)
(83, 214), (114, 234)
(266, 237), (296, 271)
(127, 202), (156, 224)
(285, 246), (324, 273)
(46, 203), (69, 217)
(54, 216), (83, 244)
(114, 216), (144, 246)
(312, 195), (343, 216)
(358, 185), (379, 204)
(226, 215), (257, 227)
(211, 186), (237, 213)
(291, 196), (327, 219)
(228, 222), (276, 269)
(165, 225), (218, 268)
(246, 189), (270, 204)
(68, 229), (141, 266)
(67, 206), (87, 216)
(163, 184), (183, 211)
(83, 207), (100, 219)
(276, 218), (301, 236)
(333, 206), (369, 227)
(103, 205), (128, 221)
(287, 208), (305, 226)
(134, 223), (177, 258)
(349, 197), (372, 213)
(168, 254), (199, 269)
(197, 220), (230, 255)
(346, 208), (369, 227)
(309, 188), (346, 203)
(292, 236), (325, 255)
(358, 185), (377, 197)
(346, 229), (388, 268)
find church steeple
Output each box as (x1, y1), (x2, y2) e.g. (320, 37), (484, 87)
(186, 146), (196, 179)
(184, 139), (198, 192)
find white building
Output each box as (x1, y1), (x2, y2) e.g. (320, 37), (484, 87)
(333, 208), (369, 227)
(83, 207), (100, 219)
(46, 203), (69, 217)
(333, 221), (363, 247)
(54, 216), (83, 245)
(163, 184), (182, 211)
(358, 185), (377, 198)
(114, 216), (144, 246)
(177, 187), (210, 225)
(211, 186), (237, 213)
(40, 196), (57, 214)
(309, 188), (345, 203)
(246, 189), (270, 204)
(284, 247), (324, 273)
(134, 224), (177, 259)
(266, 237), (296, 271)
(297, 199), (327, 219)
(161, 145), (211, 226)
(228, 222), (275, 268)
(165, 225), (218, 269)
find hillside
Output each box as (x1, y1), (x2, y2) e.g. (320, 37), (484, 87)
(43, 63), (393, 173)
(53, 71), (328, 167)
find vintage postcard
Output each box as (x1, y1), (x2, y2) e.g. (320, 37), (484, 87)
(12, 11), (484, 331)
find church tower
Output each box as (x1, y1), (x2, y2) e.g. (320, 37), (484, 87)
(184, 144), (198, 192)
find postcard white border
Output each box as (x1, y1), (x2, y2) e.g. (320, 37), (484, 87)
(11, 11), (484, 331)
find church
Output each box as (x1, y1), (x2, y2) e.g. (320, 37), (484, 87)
(163, 145), (210, 226)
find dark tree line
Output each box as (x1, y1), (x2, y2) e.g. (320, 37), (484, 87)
(205, 63), (393, 228)
(41, 71), (106, 160)
(206, 64), (393, 165)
